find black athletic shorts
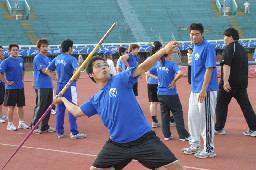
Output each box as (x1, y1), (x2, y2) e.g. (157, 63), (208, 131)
(0, 83), (5, 105)
(133, 82), (138, 96)
(92, 131), (177, 169)
(147, 84), (159, 102)
(4, 88), (25, 107)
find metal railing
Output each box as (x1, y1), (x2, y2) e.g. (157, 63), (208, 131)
(232, 0), (238, 15)
(24, 0), (30, 20)
(216, 0), (222, 13)
(5, 0), (12, 15)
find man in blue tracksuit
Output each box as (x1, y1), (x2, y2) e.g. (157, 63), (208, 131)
(46, 39), (85, 139)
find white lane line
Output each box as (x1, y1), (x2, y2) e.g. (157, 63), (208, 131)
(0, 143), (210, 170)
(0, 143), (97, 157)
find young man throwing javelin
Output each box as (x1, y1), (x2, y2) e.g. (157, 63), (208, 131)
(53, 41), (185, 170)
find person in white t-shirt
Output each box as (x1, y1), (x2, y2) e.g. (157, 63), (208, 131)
(244, 0), (250, 14)
(104, 50), (117, 76)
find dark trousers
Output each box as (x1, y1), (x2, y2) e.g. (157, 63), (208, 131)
(31, 88), (53, 131)
(188, 65), (191, 84)
(133, 82), (138, 96)
(157, 94), (189, 139)
(215, 87), (256, 131)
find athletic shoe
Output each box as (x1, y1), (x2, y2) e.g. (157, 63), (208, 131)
(44, 127), (56, 133)
(0, 118), (5, 123)
(194, 150), (216, 159)
(0, 115), (8, 120)
(33, 128), (42, 134)
(18, 122), (29, 129)
(51, 109), (56, 115)
(70, 133), (86, 139)
(164, 135), (173, 141)
(180, 136), (192, 141)
(7, 123), (17, 131)
(243, 129), (256, 137)
(182, 146), (202, 155)
(58, 134), (64, 138)
(152, 122), (161, 128)
(169, 121), (176, 127)
(214, 129), (226, 135)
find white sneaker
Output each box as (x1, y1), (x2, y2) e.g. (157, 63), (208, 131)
(214, 129), (226, 135)
(164, 135), (173, 141)
(243, 129), (256, 137)
(194, 150), (216, 159)
(169, 122), (176, 127)
(0, 118), (5, 123)
(70, 133), (86, 139)
(182, 146), (202, 155)
(152, 122), (161, 128)
(180, 136), (192, 141)
(51, 109), (56, 115)
(7, 123), (17, 131)
(18, 122), (29, 129)
(0, 115), (8, 120)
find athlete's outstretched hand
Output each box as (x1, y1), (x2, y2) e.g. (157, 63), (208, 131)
(163, 41), (180, 55)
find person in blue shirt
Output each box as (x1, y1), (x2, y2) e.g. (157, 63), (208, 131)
(31, 38), (57, 134)
(0, 43), (29, 131)
(116, 47), (127, 74)
(182, 23), (219, 159)
(148, 53), (190, 141)
(146, 41), (162, 128)
(52, 41), (186, 170)
(46, 39), (85, 140)
(0, 46), (8, 123)
(120, 44), (140, 96)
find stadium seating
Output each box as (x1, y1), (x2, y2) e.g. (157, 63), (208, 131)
(0, 0), (255, 46)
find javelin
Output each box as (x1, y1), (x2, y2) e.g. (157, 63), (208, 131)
(2, 22), (117, 170)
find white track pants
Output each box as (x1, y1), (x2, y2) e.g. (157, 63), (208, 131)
(188, 91), (217, 152)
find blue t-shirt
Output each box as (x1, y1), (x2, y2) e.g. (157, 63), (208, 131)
(149, 60), (181, 95)
(146, 57), (159, 85)
(127, 53), (139, 68)
(0, 57), (25, 89)
(80, 68), (152, 143)
(116, 58), (127, 74)
(33, 54), (53, 89)
(47, 54), (79, 86)
(191, 39), (219, 93)
(0, 60), (4, 85)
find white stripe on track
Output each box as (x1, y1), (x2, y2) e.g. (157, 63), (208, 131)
(0, 143), (211, 170)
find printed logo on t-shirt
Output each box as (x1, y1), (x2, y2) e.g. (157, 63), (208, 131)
(56, 60), (67, 67)
(19, 62), (23, 68)
(109, 88), (117, 97)
(195, 53), (200, 60)
(158, 67), (169, 73)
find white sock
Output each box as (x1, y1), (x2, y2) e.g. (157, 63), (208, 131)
(19, 120), (24, 124)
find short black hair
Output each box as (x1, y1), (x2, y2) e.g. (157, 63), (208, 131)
(8, 43), (19, 51)
(61, 39), (73, 53)
(187, 48), (193, 51)
(0, 46), (3, 50)
(224, 28), (239, 41)
(86, 55), (105, 83)
(190, 23), (204, 34)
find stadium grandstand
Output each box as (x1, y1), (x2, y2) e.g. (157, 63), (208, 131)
(0, 0), (256, 66)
